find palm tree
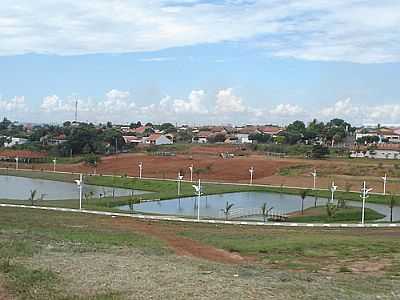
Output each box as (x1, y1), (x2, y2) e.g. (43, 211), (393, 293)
(28, 189), (37, 206)
(222, 201), (234, 220)
(299, 189), (309, 215)
(388, 193), (397, 223)
(261, 202), (274, 223)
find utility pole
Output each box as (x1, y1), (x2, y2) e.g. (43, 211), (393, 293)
(15, 157), (19, 170)
(189, 164), (193, 182)
(74, 96), (78, 122)
(311, 169), (317, 190)
(53, 158), (57, 172)
(249, 166), (254, 185)
(138, 162), (143, 179)
(382, 173), (387, 195)
(330, 181), (337, 204)
(361, 181), (373, 225)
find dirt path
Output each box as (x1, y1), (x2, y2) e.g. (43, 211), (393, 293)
(0, 280), (11, 300)
(109, 218), (245, 264)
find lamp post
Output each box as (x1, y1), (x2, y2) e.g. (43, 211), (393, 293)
(381, 173), (387, 195)
(192, 179), (202, 221)
(177, 172), (184, 209)
(311, 169), (317, 190)
(74, 174), (83, 210)
(189, 164), (193, 182)
(177, 172), (184, 195)
(138, 162), (143, 179)
(249, 166), (254, 185)
(15, 157), (19, 170)
(361, 181), (373, 225)
(330, 181), (337, 204)
(52, 158), (57, 172)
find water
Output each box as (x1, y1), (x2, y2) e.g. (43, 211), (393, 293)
(0, 175), (149, 200)
(119, 191), (400, 222)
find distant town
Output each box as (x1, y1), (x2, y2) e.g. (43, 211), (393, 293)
(1, 117), (400, 162)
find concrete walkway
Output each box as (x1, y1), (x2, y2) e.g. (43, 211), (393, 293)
(1, 203), (399, 228)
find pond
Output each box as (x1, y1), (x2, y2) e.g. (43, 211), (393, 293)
(119, 191), (400, 222)
(0, 175), (149, 201)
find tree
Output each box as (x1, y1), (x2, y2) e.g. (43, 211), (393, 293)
(388, 193), (397, 223)
(222, 201), (234, 220)
(310, 144), (329, 159)
(249, 133), (271, 144)
(299, 190), (309, 215)
(261, 202), (273, 222)
(28, 189), (37, 206)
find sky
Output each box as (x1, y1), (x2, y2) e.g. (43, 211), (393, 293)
(0, 0), (399, 126)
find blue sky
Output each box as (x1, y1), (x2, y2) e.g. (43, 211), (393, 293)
(0, 0), (399, 125)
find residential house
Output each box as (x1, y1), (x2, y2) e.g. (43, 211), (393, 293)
(192, 131), (213, 144)
(144, 134), (173, 145)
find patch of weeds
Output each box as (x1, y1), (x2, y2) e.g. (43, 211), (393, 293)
(338, 266), (352, 273)
(3, 263), (59, 299)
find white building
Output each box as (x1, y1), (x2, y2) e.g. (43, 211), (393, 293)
(144, 134), (173, 145)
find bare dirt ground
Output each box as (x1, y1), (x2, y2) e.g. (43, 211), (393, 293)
(108, 218), (245, 264)
(3, 144), (400, 192)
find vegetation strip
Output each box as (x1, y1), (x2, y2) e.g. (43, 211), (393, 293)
(1, 203), (399, 228)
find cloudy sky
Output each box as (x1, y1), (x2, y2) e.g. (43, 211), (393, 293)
(0, 0), (399, 125)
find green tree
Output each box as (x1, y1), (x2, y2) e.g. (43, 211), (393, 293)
(222, 201), (234, 220)
(299, 189), (309, 215)
(310, 144), (329, 159)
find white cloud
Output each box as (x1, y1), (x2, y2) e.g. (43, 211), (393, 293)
(320, 98), (359, 118)
(365, 104), (400, 122)
(172, 90), (207, 114)
(1, 1), (399, 63)
(98, 89), (135, 112)
(270, 103), (304, 116)
(215, 88), (246, 113)
(0, 96), (28, 112)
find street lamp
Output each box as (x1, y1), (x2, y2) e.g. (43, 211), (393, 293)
(361, 181), (373, 225)
(52, 158), (57, 172)
(381, 173), (388, 195)
(177, 172), (184, 196)
(192, 179), (202, 221)
(188, 164), (193, 182)
(330, 181), (337, 204)
(249, 166), (254, 185)
(138, 162), (143, 179)
(74, 174), (83, 210)
(177, 172), (184, 209)
(311, 169), (317, 190)
(15, 157), (19, 170)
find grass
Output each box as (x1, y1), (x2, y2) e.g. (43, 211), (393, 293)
(288, 206), (385, 223)
(1, 207), (400, 299)
(178, 224), (400, 271)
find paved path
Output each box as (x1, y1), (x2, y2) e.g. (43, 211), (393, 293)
(1, 203), (399, 228)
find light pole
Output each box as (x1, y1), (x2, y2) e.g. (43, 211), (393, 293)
(330, 181), (337, 204)
(138, 162), (143, 179)
(74, 174), (83, 210)
(192, 179), (202, 221)
(361, 181), (372, 225)
(311, 169), (317, 190)
(177, 172), (184, 209)
(177, 172), (184, 196)
(53, 158), (57, 172)
(15, 157), (19, 170)
(381, 173), (387, 195)
(249, 166), (254, 185)
(189, 164), (193, 182)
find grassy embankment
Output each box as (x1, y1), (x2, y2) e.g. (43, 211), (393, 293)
(0, 207), (166, 299)
(1, 207), (400, 299)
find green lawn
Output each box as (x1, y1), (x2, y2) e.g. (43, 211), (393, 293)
(288, 206), (385, 223)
